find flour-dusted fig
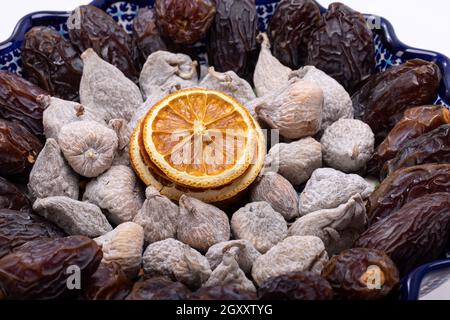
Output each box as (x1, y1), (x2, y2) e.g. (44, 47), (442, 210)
(252, 236), (329, 287)
(142, 238), (212, 289)
(133, 186), (179, 244)
(95, 222), (144, 279)
(177, 195), (230, 252)
(139, 51), (198, 99)
(265, 137), (322, 186)
(250, 172), (299, 221)
(205, 240), (261, 274)
(58, 120), (118, 178)
(254, 80), (323, 140)
(83, 165), (144, 224)
(32, 196), (112, 237)
(80, 49), (143, 123)
(231, 202), (288, 253)
(203, 247), (256, 293)
(290, 66), (353, 131)
(321, 119), (375, 173)
(28, 139), (78, 201)
(289, 195), (367, 255)
(299, 168), (374, 216)
(40, 95), (101, 140)
(199, 67), (256, 104)
(108, 119), (131, 166)
(253, 33), (292, 97)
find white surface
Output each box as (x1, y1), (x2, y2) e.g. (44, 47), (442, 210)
(0, 0), (450, 58)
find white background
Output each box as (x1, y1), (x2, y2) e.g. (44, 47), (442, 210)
(1, 0), (450, 57)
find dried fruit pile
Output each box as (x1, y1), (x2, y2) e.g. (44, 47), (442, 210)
(0, 0), (448, 300)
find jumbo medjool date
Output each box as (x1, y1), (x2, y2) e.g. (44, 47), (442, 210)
(207, 0), (258, 83)
(22, 26), (83, 101)
(352, 59), (441, 143)
(126, 276), (191, 300)
(0, 71), (47, 139)
(83, 262), (132, 300)
(306, 3), (375, 93)
(267, 0), (322, 69)
(0, 177), (30, 211)
(190, 285), (256, 300)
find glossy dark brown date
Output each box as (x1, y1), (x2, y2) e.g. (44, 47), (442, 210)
(83, 262), (132, 300)
(126, 276), (191, 300)
(0, 177), (30, 211)
(190, 285), (257, 300)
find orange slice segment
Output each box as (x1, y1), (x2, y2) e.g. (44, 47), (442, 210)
(142, 88), (256, 189)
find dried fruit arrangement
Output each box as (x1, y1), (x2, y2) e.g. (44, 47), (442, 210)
(0, 0), (447, 301)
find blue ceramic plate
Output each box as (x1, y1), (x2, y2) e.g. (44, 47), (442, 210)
(0, 0), (449, 107)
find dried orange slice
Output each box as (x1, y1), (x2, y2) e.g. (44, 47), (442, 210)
(141, 88), (256, 189)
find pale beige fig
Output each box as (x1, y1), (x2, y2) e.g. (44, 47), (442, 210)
(231, 202), (288, 253)
(249, 172), (299, 221)
(299, 168), (375, 216)
(289, 195), (367, 255)
(109, 119), (131, 166)
(139, 51), (198, 99)
(254, 80), (323, 140)
(265, 137), (322, 186)
(133, 186), (179, 244)
(199, 67), (256, 104)
(142, 238), (212, 289)
(320, 119), (375, 173)
(95, 222), (145, 278)
(251, 236), (329, 287)
(203, 247), (256, 293)
(80, 49), (143, 123)
(83, 165), (145, 224)
(58, 120), (118, 178)
(254, 33), (292, 97)
(177, 195), (230, 252)
(40, 95), (101, 140)
(290, 66), (353, 131)
(32, 196), (112, 237)
(205, 240), (261, 274)
(28, 138), (79, 201)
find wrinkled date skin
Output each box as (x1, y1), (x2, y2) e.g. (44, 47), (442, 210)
(0, 177), (30, 211)
(306, 3), (375, 93)
(0, 236), (102, 300)
(352, 59), (441, 143)
(133, 7), (167, 69)
(368, 106), (450, 177)
(0, 209), (65, 259)
(381, 124), (450, 179)
(126, 276), (191, 300)
(355, 193), (450, 275)
(368, 164), (450, 225)
(68, 5), (137, 80)
(83, 262), (132, 300)
(207, 0), (258, 83)
(268, 0), (322, 69)
(258, 272), (334, 300)
(155, 0), (216, 45)
(190, 285), (257, 300)
(322, 248), (399, 300)
(0, 119), (43, 178)
(0, 71), (47, 139)
(22, 26), (83, 101)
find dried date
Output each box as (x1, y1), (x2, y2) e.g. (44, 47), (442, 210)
(355, 193), (450, 275)
(306, 3), (375, 93)
(83, 262), (132, 300)
(207, 0), (258, 83)
(368, 164), (450, 224)
(0, 119), (43, 177)
(0, 236), (102, 299)
(268, 0), (322, 69)
(352, 59), (441, 143)
(322, 248), (399, 300)
(380, 125), (450, 178)
(0, 71), (47, 139)
(68, 5), (137, 80)
(190, 285), (257, 300)
(0, 177), (30, 211)
(22, 26), (83, 101)
(368, 106), (450, 177)
(126, 276), (191, 300)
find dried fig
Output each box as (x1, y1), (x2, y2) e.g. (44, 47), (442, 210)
(109, 119), (131, 166)
(32, 196), (112, 237)
(252, 236), (328, 287)
(231, 201), (288, 253)
(28, 138), (79, 201)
